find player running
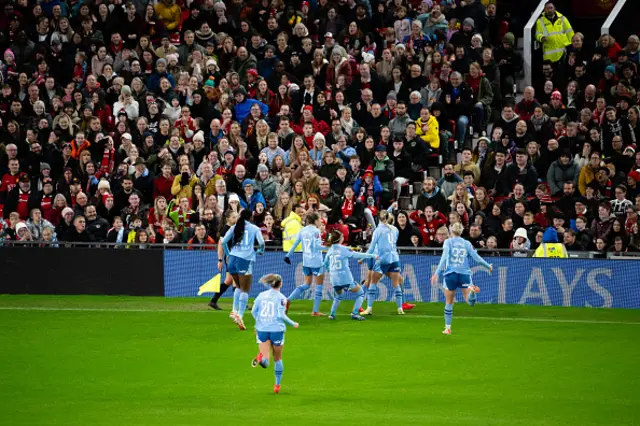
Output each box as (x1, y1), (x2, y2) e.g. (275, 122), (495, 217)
(208, 210), (238, 311)
(251, 274), (299, 395)
(430, 222), (493, 335)
(364, 210), (409, 315)
(322, 230), (377, 321)
(221, 209), (265, 331)
(284, 212), (327, 316)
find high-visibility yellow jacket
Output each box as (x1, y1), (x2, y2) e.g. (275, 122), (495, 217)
(533, 243), (568, 258)
(281, 212), (302, 252)
(535, 12), (574, 62)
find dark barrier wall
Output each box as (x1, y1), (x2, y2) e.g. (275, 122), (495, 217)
(164, 251), (640, 308)
(0, 247), (164, 296)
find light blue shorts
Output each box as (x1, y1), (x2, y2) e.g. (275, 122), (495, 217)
(227, 256), (253, 275)
(256, 331), (285, 346)
(302, 266), (324, 276)
(443, 273), (472, 291)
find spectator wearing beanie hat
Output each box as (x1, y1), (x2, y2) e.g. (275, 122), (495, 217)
(240, 178), (266, 211)
(544, 90), (567, 123)
(255, 164), (279, 208)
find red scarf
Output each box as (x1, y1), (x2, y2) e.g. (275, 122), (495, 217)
(341, 198), (354, 219)
(100, 147), (115, 177)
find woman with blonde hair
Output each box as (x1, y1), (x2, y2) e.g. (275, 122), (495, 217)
(273, 191), (293, 224)
(363, 210), (408, 315)
(448, 183), (472, 211)
(431, 222), (493, 335)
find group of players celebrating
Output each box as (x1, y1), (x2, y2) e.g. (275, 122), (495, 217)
(216, 209), (493, 394)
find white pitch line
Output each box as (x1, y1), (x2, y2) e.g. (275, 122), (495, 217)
(0, 306), (639, 325)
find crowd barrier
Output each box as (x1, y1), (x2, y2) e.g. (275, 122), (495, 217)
(1, 246), (637, 308)
(165, 251), (639, 309)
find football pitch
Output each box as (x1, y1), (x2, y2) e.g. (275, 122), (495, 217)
(0, 295), (639, 426)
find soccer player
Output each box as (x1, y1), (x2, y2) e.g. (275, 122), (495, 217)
(221, 209), (265, 330)
(430, 222), (493, 335)
(284, 212), (327, 316)
(322, 230), (377, 321)
(251, 274), (299, 395)
(208, 210), (238, 311)
(364, 210), (408, 315)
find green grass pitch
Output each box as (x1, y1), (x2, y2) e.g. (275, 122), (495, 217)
(0, 295), (639, 426)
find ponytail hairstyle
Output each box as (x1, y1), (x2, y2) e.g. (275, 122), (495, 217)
(260, 273), (283, 289)
(232, 209), (252, 246)
(305, 211), (320, 226)
(379, 210), (395, 228)
(325, 229), (343, 247)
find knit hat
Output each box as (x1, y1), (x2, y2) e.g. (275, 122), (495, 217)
(539, 194), (553, 204)
(156, 58), (167, 67)
(361, 52), (375, 64)
(313, 132), (325, 142)
(387, 91), (397, 101)
(233, 87), (247, 97)
(166, 53), (179, 63)
(40, 162), (51, 171)
(193, 130), (205, 143)
(375, 144), (387, 152)
(303, 104), (314, 113)
(624, 144), (636, 155)
(246, 68), (258, 78)
(4, 49), (14, 60)
(629, 169), (640, 182)
(257, 164), (269, 174)
(513, 228), (528, 241)
(542, 227), (559, 243)
(204, 77), (215, 88)
(229, 193), (240, 202)
(471, 33), (483, 44)
(503, 32), (515, 46)
(363, 166), (374, 177)
(463, 18), (475, 28)
(551, 90), (562, 101)
(98, 180), (111, 191)
(242, 178), (255, 188)
(605, 64), (616, 75)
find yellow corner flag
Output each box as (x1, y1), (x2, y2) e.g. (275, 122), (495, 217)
(198, 274), (221, 296)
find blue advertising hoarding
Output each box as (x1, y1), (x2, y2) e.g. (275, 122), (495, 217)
(164, 251), (638, 309)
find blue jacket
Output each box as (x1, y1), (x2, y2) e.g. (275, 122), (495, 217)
(353, 175), (383, 202)
(147, 71), (176, 92)
(240, 190), (267, 212)
(234, 99), (268, 123)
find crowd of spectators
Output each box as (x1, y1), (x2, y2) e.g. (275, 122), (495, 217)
(0, 0), (639, 257)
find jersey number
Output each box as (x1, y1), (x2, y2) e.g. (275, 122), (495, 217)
(451, 248), (467, 264)
(303, 238), (312, 254)
(330, 256), (342, 270)
(260, 301), (275, 318)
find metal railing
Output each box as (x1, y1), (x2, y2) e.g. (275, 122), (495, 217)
(523, 0), (547, 88)
(0, 239), (623, 259)
(601, 0), (627, 36)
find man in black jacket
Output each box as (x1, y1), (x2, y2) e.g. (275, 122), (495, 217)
(318, 177), (341, 225)
(415, 177), (448, 214)
(480, 148), (507, 197)
(502, 149), (539, 195)
(64, 215), (95, 243)
(440, 72), (473, 145)
(4, 173), (41, 220)
(132, 158), (155, 205)
(85, 204), (109, 242)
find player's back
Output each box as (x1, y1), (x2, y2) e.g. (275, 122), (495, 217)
(300, 225), (323, 267)
(444, 237), (473, 275)
(370, 225), (399, 264)
(325, 245), (354, 286)
(227, 223), (262, 260)
(254, 289), (287, 332)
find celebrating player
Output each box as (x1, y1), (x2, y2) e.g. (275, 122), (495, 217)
(208, 210), (239, 311)
(430, 222), (493, 335)
(364, 210), (408, 315)
(322, 230), (377, 321)
(284, 212), (327, 316)
(221, 209), (265, 331)
(251, 274), (299, 395)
